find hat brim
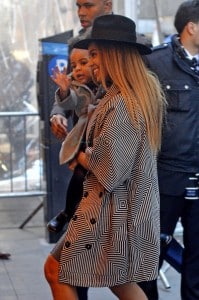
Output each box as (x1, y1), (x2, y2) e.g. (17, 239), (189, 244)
(74, 38), (152, 55)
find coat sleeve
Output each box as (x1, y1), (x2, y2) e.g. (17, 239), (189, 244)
(87, 96), (144, 192)
(54, 83), (95, 118)
(55, 88), (78, 111)
(50, 88), (73, 118)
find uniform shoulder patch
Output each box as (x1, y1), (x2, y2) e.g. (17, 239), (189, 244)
(152, 43), (169, 51)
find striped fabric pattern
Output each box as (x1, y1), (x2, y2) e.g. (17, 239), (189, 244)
(58, 84), (160, 287)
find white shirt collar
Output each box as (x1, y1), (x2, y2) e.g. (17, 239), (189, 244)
(184, 49), (199, 61)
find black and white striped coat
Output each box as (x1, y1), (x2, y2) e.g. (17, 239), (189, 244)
(59, 84), (160, 287)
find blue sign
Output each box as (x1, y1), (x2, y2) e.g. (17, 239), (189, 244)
(41, 42), (68, 56)
(41, 41), (69, 76)
(48, 55), (68, 76)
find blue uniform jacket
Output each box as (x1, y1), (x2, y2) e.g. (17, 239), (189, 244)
(146, 35), (199, 195)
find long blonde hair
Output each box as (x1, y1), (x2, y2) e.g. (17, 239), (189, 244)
(97, 42), (166, 151)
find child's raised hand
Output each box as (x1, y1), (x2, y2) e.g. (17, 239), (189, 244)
(51, 66), (71, 95)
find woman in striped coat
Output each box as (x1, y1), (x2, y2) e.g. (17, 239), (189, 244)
(44, 14), (166, 300)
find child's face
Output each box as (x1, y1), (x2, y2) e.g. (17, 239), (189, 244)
(70, 48), (92, 84)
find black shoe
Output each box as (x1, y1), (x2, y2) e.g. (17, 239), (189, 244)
(47, 211), (68, 233)
(0, 252), (11, 260)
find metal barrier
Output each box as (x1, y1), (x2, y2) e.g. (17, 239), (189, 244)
(0, 110), (46, 227)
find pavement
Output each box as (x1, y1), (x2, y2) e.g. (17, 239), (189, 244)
(0, 195), (182, 300)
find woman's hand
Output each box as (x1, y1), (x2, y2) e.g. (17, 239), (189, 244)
(68, 151), (89, 171)
(68, 158), (78, 171)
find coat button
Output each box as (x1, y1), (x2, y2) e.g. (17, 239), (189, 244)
(72, 215), (77, 221)
(99, 191), (103, 197)
(90, 218), (96, 224)
(85, 244), (92, 250)
(65, 241), (71, 248)
(84, 191), (88, 197)
(184, 85), (189, 89)
(166, 85), (171, 89)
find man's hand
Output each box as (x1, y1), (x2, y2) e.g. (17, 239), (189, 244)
(50, 114), (68, 140)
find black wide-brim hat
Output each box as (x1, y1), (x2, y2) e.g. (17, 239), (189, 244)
(74, 14), (152, 55)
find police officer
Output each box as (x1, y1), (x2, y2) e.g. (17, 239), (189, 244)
(142, 1), (199, 299)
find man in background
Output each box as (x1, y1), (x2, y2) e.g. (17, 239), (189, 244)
(144, 1), (199, 299)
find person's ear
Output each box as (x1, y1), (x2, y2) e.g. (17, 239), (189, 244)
(104, 0), (112, 14)
(186, 21), (198, 36)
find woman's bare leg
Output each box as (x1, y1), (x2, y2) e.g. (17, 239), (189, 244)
(44, 254), (79, 300)
(110, 282), (148, 300)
